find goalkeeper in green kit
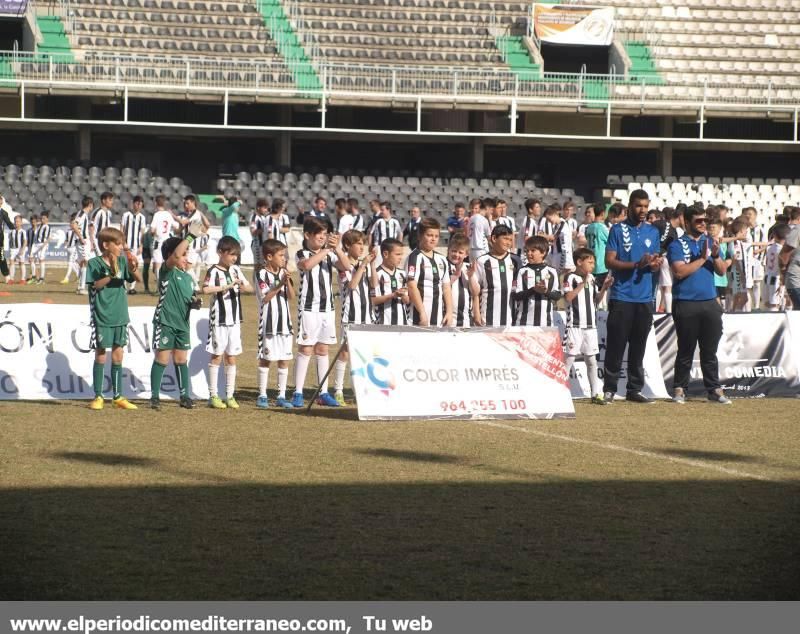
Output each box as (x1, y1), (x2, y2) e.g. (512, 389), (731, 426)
(149, 230), (204, 410)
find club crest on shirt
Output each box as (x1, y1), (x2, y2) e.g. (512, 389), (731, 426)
(645, 238), (652, 248)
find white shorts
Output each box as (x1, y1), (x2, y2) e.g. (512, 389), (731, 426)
(77, 242), (93, 262)
(762, 276), (783, 306)
(297, 310), (337, 346)
(10, 248), (25, 262)
(659, 255), (672, 287)
(258, 333), (293, 361)
(29, 243), (46, 260)
(68, 246), (78, 263)
(564, 327), (599, 357)
(152, 239), (165, 264)
(751, 259), (765, 282)
(206, 322), (242, 356)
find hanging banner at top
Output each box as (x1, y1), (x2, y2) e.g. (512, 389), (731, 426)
(533, 5), (615, 46)
(0, 0), (28, 16)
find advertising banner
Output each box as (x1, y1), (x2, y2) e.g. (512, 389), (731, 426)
(0, 0), (27, 15)
(347, 325), (576, 420)
(654, 313), (800, 398)
(533, 5), (615, 46)
(559, 310), (669, 400)
(0, 304), (210, 400)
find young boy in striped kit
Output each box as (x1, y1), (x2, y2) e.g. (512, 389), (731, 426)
(472, 225), (521, 327)
(447, 232), (475, 328)
(203, 236), (252, 409)
(372, 238), (410, 326)
(563, 248), (613, 405)
(73, 196), (94, 294)
(292, 217), (351, 408)
(513, 236), (562, 327)
(256, 239), (295, 409)
(60, 212), (81, 285)
(7, 214), (27, 284)
(332, 229), (376, 405)
(29, 212), (50, 284)
(121, 196), (147, 295)
(406, 218), (453, 327)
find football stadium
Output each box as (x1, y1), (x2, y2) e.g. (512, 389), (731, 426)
(1, 0), (799, 603)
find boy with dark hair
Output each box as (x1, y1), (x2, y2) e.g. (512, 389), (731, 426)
(203, 236), (252, 409)
(25, 214), (39, 284)
(406, 218), (453, 327)
(585, 203), (609, 288)
(121, 196), (147, 294)
(518, 198), (542, 260)
(339, 198), (366, 234)
(250, 198), (269, 274)
(468, 197), (491, 262)
(513, 236), (561, 326)
(265, 198), (291, 246)
(543, 204), (574, 275)
(369, 201), (402, 266)
(372, 238), (410, 326)
(73, 196), (94, 294)
(60, 212), (81, 285)
(472, 225), (521, 327)
(150, 194), (179, 282)
(563, 247), (612, 405)
(333, 229), (376, 405)
(728, 217), (751, 312)
(91, 191), (114, 255)
(656, 206), (685, 313)
(150, 232), (203, 410)
(292, 217), (351, 408)
(447, 232), (475, 328)
(256, 239), (295, 409)
(86, 227), (141, 410)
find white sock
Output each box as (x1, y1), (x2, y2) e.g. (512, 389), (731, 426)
(751, 282), (761, 310)
(129, 280), (136, 291)
(225, 365), (236, 399)
(207, 363), (219, 397)
(40, 262), (46, 279)
(258, 366), (269, 398)
(29, 262), (36, 278)
(585, 355), (601, 398)
(79, 266), (87, 289)
(277, 367), (288, 399)
(564, 355), (576, 383)
(9, 263), (15, 279)
(334, 359), (347, 392)
(21, 263), (26, 280)
(663, 288), (672, 313)
(293, 352), (311, 395)
(316, 353), (330, 393)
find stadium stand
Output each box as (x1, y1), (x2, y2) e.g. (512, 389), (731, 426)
(213, 169), (583, 223)
(0, 162), (199, 222)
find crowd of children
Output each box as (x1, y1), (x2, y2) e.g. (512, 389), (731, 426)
(2, 189), (799, 410)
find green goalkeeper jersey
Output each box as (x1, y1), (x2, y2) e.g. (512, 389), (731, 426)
(153, 265), (195, 333)
(86, 255), (135, 327)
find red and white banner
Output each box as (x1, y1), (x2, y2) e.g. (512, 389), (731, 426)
(347, 325), (576, 420)
(0, 304), (210, 400)
(533, 5), (615, 46)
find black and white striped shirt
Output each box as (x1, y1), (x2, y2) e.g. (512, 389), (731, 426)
(338, 213), (366, 235)
(121, 211), (146, 251)
(66, 225), (77, 248)
(34, 223), (50, 245)
(515, 264), (560, 327)
(74, 210), (90, 241)
(563, 273), (597, 329)
(9, 228), (26, 249)
(406, 249), (449, 326)
(249, 212), (266, 250)
(256, 268), (293, 336)
(204, 264), (244, 326)
(495, 216), (517, 234)
(518, 215), (540, 251)
(264, 213), (291, 245)
(340, 264), (374, 325)
(296, 248), (338, 313)
(374, 266), (409, 326)
(474, 252), (521, 327)
(449, 260), (472, 328)
(26, 227), (35, 248)
(92, 207), (111, 251)
(370, 217), (402, 247)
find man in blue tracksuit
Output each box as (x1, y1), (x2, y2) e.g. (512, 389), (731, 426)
(602, 189), (663, 404)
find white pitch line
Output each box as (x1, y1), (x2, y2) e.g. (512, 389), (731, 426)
(468, 420), (790, 484)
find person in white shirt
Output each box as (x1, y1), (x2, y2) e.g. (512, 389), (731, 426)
(467, 198), (491, 262)
(150, 194), (179, 280)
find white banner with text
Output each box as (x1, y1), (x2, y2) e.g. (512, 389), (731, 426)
(0, 303), (210, 400)
(347, 325), (576, 420)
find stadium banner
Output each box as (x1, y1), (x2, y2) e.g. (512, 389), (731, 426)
(654, 313), (800, 398)
(533, 5), (615, 46)
(558, 310), (669, 400)
(781, 311), (800, 385)
(0, 304), (210, 400)
(0, 0), (27, 15)
(347, 325), (576, 420)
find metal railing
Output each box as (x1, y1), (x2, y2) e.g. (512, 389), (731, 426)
(1, 50), (800, 110)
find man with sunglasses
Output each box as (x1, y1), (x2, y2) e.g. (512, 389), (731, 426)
(667, 204), (732, 405)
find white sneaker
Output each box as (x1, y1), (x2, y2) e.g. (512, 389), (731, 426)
(708, 389), (732, 405)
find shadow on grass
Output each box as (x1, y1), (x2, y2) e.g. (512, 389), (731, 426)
(1, 479), (798, 601)
(354, 448), (463, 464)
(649, 449), (765, 464)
